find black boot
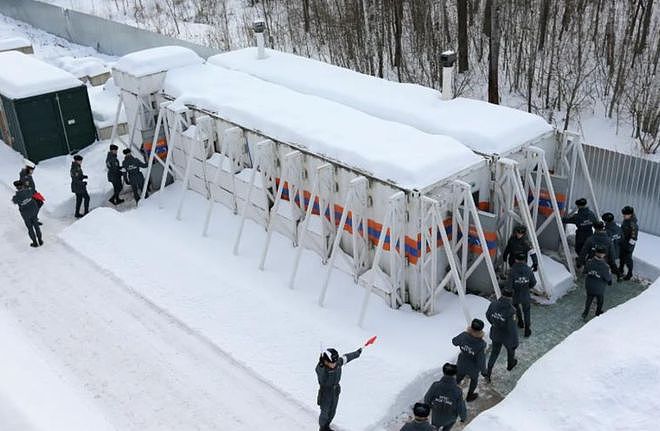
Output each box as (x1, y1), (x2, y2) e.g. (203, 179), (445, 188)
(507, 359), (518, 371)
(466, 392), (479, 402)
(524, 327), (532, 337)
(623, 273), (633, 280)
(30, 242), (39, 247)
(75, 213), (83, 218)
(117, 198), (125, 204)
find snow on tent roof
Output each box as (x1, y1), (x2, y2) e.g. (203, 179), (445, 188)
(0, 36), (31, 51)
(164, 63), (483, 189)
(0, 51), (82, 99)
(113, 46), (203, 78)
(209, 48), (554, 155)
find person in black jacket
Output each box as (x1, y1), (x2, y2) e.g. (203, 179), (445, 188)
(12, 180), (43, 247)
(509, 253), (536, 337)
(70, 155), (90, 218)
(423, 363), (466, 430)
(618, 206), (639, 280)
(19, 159), (42, 225)
(400, 403), (437, 431)
(502, 225), (538, 271)
(451, 318), (487, 402)
(582, 246), (613, 319)
(602, 212), (622, 264)
(577, 221), (617, 274)
(562, 198), (598, 254)
(122, 148), (149, 204)
(316, 347), (362, 431)
(485, 289), (519, 380)
(106, 144), (125, 205)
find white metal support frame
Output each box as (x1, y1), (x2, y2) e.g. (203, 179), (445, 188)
(233, 139), (276, 255)
(289, 163), (334, 289)
(318, 176), (369, 307)
(259, 150), (305, 270)
(175, 115), (211, 221)
(140, 101), (172, 201)
(156, 103), (190, 198)
(524, 146), (576, 278)
(495, 158), (551, 296)
(558, 131), (600, 217)
(357, 190), (406, 327)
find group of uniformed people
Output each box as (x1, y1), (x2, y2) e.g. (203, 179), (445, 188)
(11, 144), (149, 246)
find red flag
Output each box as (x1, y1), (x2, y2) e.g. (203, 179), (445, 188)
(364, 336), (377, 347)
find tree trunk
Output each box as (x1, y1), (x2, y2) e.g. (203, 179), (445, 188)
(458, 0), (469, 72)
(488, 0), (500, 104)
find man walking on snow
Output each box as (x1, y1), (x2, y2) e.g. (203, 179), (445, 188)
(484, 289), (519, 380)
(619, 206), (638, 280)
(19, 159), (42, 225)
(70, 154), (90, 218)
(316, 347), (362, 431)
(122, 148), (149, 205)
(423, 363), (466, 430)
(562, 198), (598, 254)
(12, 180), (43, 247)
(582, 246), (613, 319)
(451, 318), (487, 402)
(502, 225), (538, 271)
(106, 144), (125, 205)
(509, 252), (536, 338)
(400, 402), (437, 431)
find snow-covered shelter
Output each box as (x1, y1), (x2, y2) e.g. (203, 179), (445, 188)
(209, 48), (600, 291)
(110, 47), (504, 322)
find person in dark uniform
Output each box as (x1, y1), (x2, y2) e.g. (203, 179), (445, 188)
(582, 246), (613, 319)
(12, 180), (43, 247)
(485, 289), (519, 379)
(451, 319), (487, 402)
(106, 144), (125, 205)
(602, 212), (622, 265)
(562, 198), (598, 254)
(122, 149), (149, 204)
(400, 402), (437, 431)
(70, 154), (90, 218)
(316, 347), (362, 431)
(19, 159), (42, 225)
(509, 252), (536, 338)
(423, 363), (466, 430)
(502, 225), (538, 271)
(577, 221), (617, 274)
(619, 206), (638, 280)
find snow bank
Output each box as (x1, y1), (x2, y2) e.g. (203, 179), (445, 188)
(0, 35), (30, 51)
(59, 186), (491, 431)
(535, 254), (573, 303)
(632, 231), (660, 281)
(466, 277), (660, 431)
(165, 63), (483, 188)
(54, 55), (109, 79)
(113, 46), (203, 77)
(209, 48), (554, 155)
(0, 51), (82, 99)
(88, 79), (126, 129)
(0, 312), (115, 431)
(0, 141), (113, 218)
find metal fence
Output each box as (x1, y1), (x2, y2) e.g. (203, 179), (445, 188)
(573, 144), (660, 235)
(0, 0), (219, 58)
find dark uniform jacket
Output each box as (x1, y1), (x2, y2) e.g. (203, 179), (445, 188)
(19, 168), (36, 192)
(487, 298), (519, 349)
(70, 162), (87, 194)
(423, 376), (467, 427)
(584, 258), (612, 296)
(12, 189), (38, 219)
(122, 155), (148, 183)
(578, 231), (616, 266)
(106, 152), (123, 181)
(502, 235), (538, 266)
(621, 217), (639, 253)
(605, 221), (622, 261)
(508, 262), (537, 304)
(400, 420), (437, 431)
(451, 331), (486, 377)
(316, 349), (361, 402)
(564, 207), (598, 234)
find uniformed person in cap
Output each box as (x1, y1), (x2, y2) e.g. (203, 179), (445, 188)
(502, 225), (538, 271)
(122, 148), (149, 204)
(423, 363), (466, 430)
(618, 206), (638, 280)
(106, 144), (124, 205)
(19, 159), (42, 225)
(508, 252), (536, 337)
(400, 402), (437, 431)
(582, 245), (613, 319)
(70, 154), (90, 218)
(316, 347), (362, 431)
(602, 212), (622, 264)
(562, 198), (598, 254)
(12, 180), (43, 247)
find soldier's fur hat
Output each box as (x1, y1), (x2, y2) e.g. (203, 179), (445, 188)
(123, 149), (132, 155)
(575, 198), (587, 207)
(413, 402), (430, 418)
(594, 221), (605, 231)
(442, 363), (458, 376)
(470, 318), (484, 331)
(73, 155), (83, 161)
(109, 144), (119, 151)
(621, 206), (635, 215)
(594, 245), (607, 255)
(602, 212), (614, 222)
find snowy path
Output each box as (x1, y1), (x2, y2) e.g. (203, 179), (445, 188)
(0, 186), (313, 430)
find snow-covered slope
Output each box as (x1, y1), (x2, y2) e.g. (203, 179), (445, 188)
(466, 276), (660, 431)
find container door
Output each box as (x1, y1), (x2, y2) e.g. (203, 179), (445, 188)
(14, 95), (68, 162)
(56, 86), (97, 152)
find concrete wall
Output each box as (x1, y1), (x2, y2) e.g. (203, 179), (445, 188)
(0, 0), (219, 58)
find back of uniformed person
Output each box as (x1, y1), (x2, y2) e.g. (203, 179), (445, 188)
(423, 363), (466, 430)
(12, 180), (43, 247)
(485, 289), (519, 379)
(619, 206), (638, 280)
(582, 246), (613, 319)
(602, 212), (622, 263)
(577, 221), (617, 272)
(508, 253), (536, 337)
(400, 403), (437, 431)
(106, 144), (124, 205)
(122, 149), (149, 204)
(70, 155), (90, 218)
(502, 225), (538, 271)
(316, 347), (362, 431)
(451, 319), (486, 402)
(562, 198), (598, 254)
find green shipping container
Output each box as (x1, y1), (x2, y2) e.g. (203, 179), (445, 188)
(0, 51), (97, 162)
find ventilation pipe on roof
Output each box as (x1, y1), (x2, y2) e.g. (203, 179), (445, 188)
(440, 50), (456, 101)
(253, 19), (266, 60)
